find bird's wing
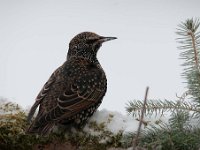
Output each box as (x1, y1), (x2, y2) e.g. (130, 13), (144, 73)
(36, 68), (106, 125)
(27, 67), (61, 123)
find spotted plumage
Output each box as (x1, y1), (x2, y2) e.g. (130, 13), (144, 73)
(26, 32), (116, 135)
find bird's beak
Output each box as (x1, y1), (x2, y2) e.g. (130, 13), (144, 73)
(99, 36), (117, 43)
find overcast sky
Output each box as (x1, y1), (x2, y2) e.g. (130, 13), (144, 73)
(0, 0), (199, 114)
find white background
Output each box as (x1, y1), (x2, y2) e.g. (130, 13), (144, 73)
(0, 0), (199, 113)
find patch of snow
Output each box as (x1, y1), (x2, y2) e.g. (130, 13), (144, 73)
(84, 109), (138, 134)
(84, 109), (170, 135)
(0, 98), (23, 115)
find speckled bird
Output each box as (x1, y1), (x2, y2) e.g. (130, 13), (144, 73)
(26, 32), (117, 135)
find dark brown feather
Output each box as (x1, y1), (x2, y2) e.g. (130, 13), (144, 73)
(27, 67), (61, 123)
(26, 32), (116, 135)
(27, 58), (106, 134)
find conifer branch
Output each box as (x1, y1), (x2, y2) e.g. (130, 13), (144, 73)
(126, 99), (200, 118)
(177, 18), (200, 103)
(189, 30), (199, 69)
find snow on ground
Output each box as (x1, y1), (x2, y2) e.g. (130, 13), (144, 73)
(0, 97), (23, 114)
(84, 109), (169, 135)
(84, 109), (138, 134)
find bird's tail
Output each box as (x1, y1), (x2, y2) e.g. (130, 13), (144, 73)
(27, 100), (40, 123)
(26, 121), (54, 135)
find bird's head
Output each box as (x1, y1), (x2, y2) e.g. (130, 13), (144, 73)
(67, 32), (117, 62)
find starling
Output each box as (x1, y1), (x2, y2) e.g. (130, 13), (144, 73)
(26, 32), (117, 135)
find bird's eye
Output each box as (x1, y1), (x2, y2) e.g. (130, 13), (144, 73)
(86, 39), (97, 44)
(94, 43), (101, 50)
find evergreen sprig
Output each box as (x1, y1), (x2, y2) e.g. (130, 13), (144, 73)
(177, 18), (200, 104)
(123, 110), (200, 150)
(126, 99), (199, 118)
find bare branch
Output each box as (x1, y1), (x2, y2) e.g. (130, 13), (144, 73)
(132, 86), (149, 149)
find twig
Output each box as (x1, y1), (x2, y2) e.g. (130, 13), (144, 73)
(132, 86), (149, 149)
(188, 31), (200, 70)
